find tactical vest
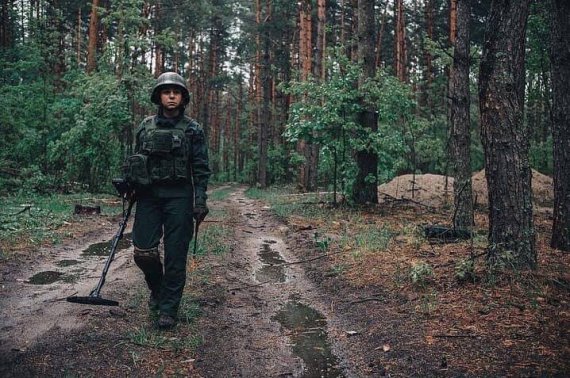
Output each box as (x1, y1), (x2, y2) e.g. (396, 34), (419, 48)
(125, 117), (192, 186)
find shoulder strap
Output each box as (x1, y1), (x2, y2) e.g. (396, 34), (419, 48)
(136, 116), (156, 136)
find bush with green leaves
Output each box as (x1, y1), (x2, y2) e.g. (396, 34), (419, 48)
(410, 262), (434, 287)
(455, 258), (476, 283)
(283, 49), (446, 200)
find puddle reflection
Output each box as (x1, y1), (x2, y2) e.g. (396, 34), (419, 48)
(255, 242), (286, 283)
(273, 301), (344, 377)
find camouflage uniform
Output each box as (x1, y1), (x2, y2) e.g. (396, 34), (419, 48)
(129, 73), (210, 323)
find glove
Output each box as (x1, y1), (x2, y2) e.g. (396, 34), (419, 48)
(193, 200), (209, 223)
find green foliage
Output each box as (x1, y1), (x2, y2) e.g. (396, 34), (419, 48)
(208, 186), (235, 201)
(337, 225), (393, 253)
(0, 193), (118, 256)
(410, 262), (434, 288)
(455, 258), (476, 283)
(529, 137), (553, 175)
(192, 214), (231, 256)
(313, 232), (331, 251)
(47, 72), (130, 192)
(283, 50), (446, 198)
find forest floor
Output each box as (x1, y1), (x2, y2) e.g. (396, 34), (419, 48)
(0, 180), (568, 377)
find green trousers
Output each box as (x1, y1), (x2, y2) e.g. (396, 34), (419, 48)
(132, 196), (193, 317)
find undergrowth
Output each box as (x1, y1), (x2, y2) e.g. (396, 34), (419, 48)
(0, 193), (120, 257)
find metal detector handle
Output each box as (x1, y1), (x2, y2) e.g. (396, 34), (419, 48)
(89, 199), (135, 297)
(192, 219), (201, 256)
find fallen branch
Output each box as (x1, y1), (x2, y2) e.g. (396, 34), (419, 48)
(350, 296), (385, 305)
(433, 334), (478, 338)
(275, 249), (347, 267)
(378, 191), (435, 210)
(0, 205), (32, 216)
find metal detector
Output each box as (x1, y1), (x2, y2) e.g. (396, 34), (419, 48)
(67, 184), (134, 306)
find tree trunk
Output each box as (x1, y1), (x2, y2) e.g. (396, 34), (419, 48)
(422, 0), (434, 111)
(153, 2), (163, 77)
(86, 0), (100, 73)
(297, 0), (313, 191)
(449, 0), (457, 44)
(479, 0), (535, 268)
(0, 0), (13, 49)
(550, 0), (570, 251)
(375, 4), (387, 67)
(449, 0), (473, 231)
(352, 0), (378, 205)
(258, 6), (271, 188)
(394, 0), (407, 82)
(302, 0), (326, 191)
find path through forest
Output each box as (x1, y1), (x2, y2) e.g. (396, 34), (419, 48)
(2, 184), (567, 377)
(0, 186), (371, 377)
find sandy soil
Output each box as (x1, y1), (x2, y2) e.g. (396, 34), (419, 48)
(378, 169), (554, 209)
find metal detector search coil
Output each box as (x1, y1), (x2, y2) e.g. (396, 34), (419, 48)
(67, 197), (134, 307)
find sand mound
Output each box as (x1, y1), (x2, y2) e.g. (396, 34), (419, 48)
(378, 170), (553, 208)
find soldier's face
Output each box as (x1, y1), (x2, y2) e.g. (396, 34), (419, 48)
(160, 87), (182, 110)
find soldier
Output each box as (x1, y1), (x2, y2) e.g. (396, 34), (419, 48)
(125, 72), (210, 329)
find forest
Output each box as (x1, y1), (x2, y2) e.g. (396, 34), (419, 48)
(1, 0), (568, 263)
(0, 0), (569, 376)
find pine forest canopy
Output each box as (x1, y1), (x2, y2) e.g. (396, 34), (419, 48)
(0, 0), (568, 257)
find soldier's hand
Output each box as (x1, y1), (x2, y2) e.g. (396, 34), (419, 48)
(125, 190), (136, 203)
(193, 205), (209, 223)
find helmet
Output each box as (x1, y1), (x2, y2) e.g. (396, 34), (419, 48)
(151, 72), (190, 106)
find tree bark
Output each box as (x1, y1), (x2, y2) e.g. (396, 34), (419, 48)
(479, 0), (535, 268)
(550, 0), (570, 251)
(449, 0), (473, 231)
(86, 0), (99, 73)
(297, 0), (313, 191)
(352, 0), (378, 205)
(421, 0), (434, 111)
(258, 2), (271, 188)
(394, 0), (407, 82)
(0, 0), (13, 49)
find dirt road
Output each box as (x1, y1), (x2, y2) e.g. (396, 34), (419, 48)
(0, 186), (373, 377)
(192, 187), (359, 377)
(3, 184), (568, 377)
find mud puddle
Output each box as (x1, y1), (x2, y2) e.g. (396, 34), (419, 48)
(255, 240), (286, 283)
(81, 232), (132, 257)
(0, 220), (138, 357)
(274, 301), (344, 378)
(194, 188), (352, 377)
(27, 271), (64, 285)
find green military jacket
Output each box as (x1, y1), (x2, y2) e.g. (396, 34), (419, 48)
(134, 114), (210, 201)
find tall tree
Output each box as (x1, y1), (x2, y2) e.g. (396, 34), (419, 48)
(479, 0), (535, 268)
(449, 0), (473, 231)
(297, 0), (314, 191)
(86, 0), (99, 73)
(394, 0), (407, 82)
(352, 0), (378, 204)
(257, 0), (270, 188)
(0, 0), (13, 49)
(549, 0), (570, 251)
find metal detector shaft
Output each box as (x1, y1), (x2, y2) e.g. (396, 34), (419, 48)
(193, 219), (201, 256)
(90, 199), (134, 297)
(67, 199), (134, 306)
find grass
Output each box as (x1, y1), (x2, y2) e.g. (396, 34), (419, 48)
(0, 192), (120, 256)
(193, 214), (231, 257)
(208, 186), (235, 201)
(127, 293), (202, 352)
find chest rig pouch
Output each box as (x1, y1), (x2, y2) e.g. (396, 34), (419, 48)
(125, 117), (190, 186)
